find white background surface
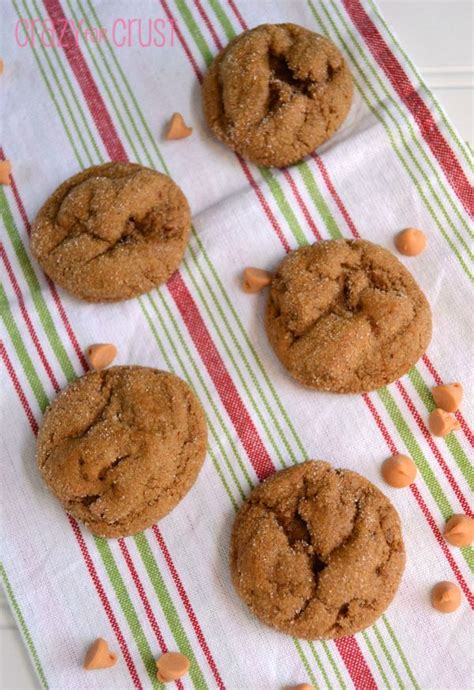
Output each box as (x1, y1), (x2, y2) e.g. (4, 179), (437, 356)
(1, 2), (472, 689)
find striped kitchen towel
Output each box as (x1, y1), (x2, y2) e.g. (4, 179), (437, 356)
(0, 1), (472, 689)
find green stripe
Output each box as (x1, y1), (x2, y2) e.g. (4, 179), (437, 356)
(362, 631), (391, 689)
(382, 616), (420, 689)
(28, 0), (104, 165)
(95, 539), (161, 689)
(86, 0), (308, 467)
(296, 162), (342, 240)
(8, 7), (209, 683)
(408, 369), (473, 490)
(0, 282), (49, 412)
(15, 0), (86, 168)
(183, 252), (290, 469)
(0, 270), (160, 687)
(0, 563), (49, 690)
(175, 0), (214, 64)
(321, 640), (347, 689)
(372, 622), (405, 689)
(329, 0), (472, 243)
(308, 640), (334, 689)
(377, 386), (474, 572)
(293, 639), (320, 689)
(0, 188), (76, 384)
(308, 0), (473, 279)
(367, 0), (472, 170)
(140, 294), (245, 506)
(260, 168), (308, 246)
(134, 533), (209, 690)
(208, 0), (235, 41)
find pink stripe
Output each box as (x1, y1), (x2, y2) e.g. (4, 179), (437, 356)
(1, 243), (60, 392)
(153, 526), (226, 690)
(342, 0), (473, 217)
(118, 539), (185, 690)
(0, 343), (142, 687)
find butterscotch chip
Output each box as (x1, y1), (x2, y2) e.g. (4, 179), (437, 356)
(429, 408), (460, 437)
(84, 638), (117, 670)
(36, 366), (207, 538)
(431, 581), (461, 613)
(231, 461), (405, 639)
(0, 160), (11, 185)
(31, 163), (191, 302)
(394, 228), (427, 256)
(444, 515), (474, 547)
(285, 685), (315, 690)
(381, 454), (417, 488)
(156, 652), (190, 682)
(165, 113), (193, 140)
(266, 239), (432, 393)
(242, 267), (272, 293)
(87, 343), (117, 370)
(432, 383), (463, 413)
(202, 23), (353, 167)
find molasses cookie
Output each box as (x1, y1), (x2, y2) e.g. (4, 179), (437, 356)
(37, 366), (207, 538)
(202, 23), (353, 167)
(31, 163), (191, 302)
(266, 239), (432, 393)
(231, 461), (405, 639)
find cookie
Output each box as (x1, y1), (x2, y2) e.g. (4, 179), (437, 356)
(266, 239), (432, 393)
(230, 461), (405, 639)
(36, 366), (207, 538)
(202, 23), (353, 167)
(31, 163), (191, 302)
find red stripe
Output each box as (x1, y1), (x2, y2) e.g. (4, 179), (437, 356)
(118, 540), (185, 690)
(0, 148), (88, 373)
(0, 341), (39, 435)
(42, 1), (127, 161)
(0, 343), (142, 687)
(313, 152), (474, 450)
(227, 0), (247, 30)
(193, 0), (224, 49)
(282, 169), (322, 240)
(174, 0), (378, 685)
(167, 272), (274, 480)
(38, 1), (231, 684)
(335, 637), (377, 690)
(421, 355), (474, 449)
(363, 394), (474, 608)
(153, 526), (226, 690)
(311, 153), (361, 239)
(342, 0), (473, 217)
(206, 0), (473, 610)
(1, 243), (60, 392)
(396, 381), (472, 517)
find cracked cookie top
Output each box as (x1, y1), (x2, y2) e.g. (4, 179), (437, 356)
(31, 163), (191, 302)
(202, 23), (353, 167)
(266, 239), (432, 393)
(230, 461), (405, 639)
(36, 366), (207, 538)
